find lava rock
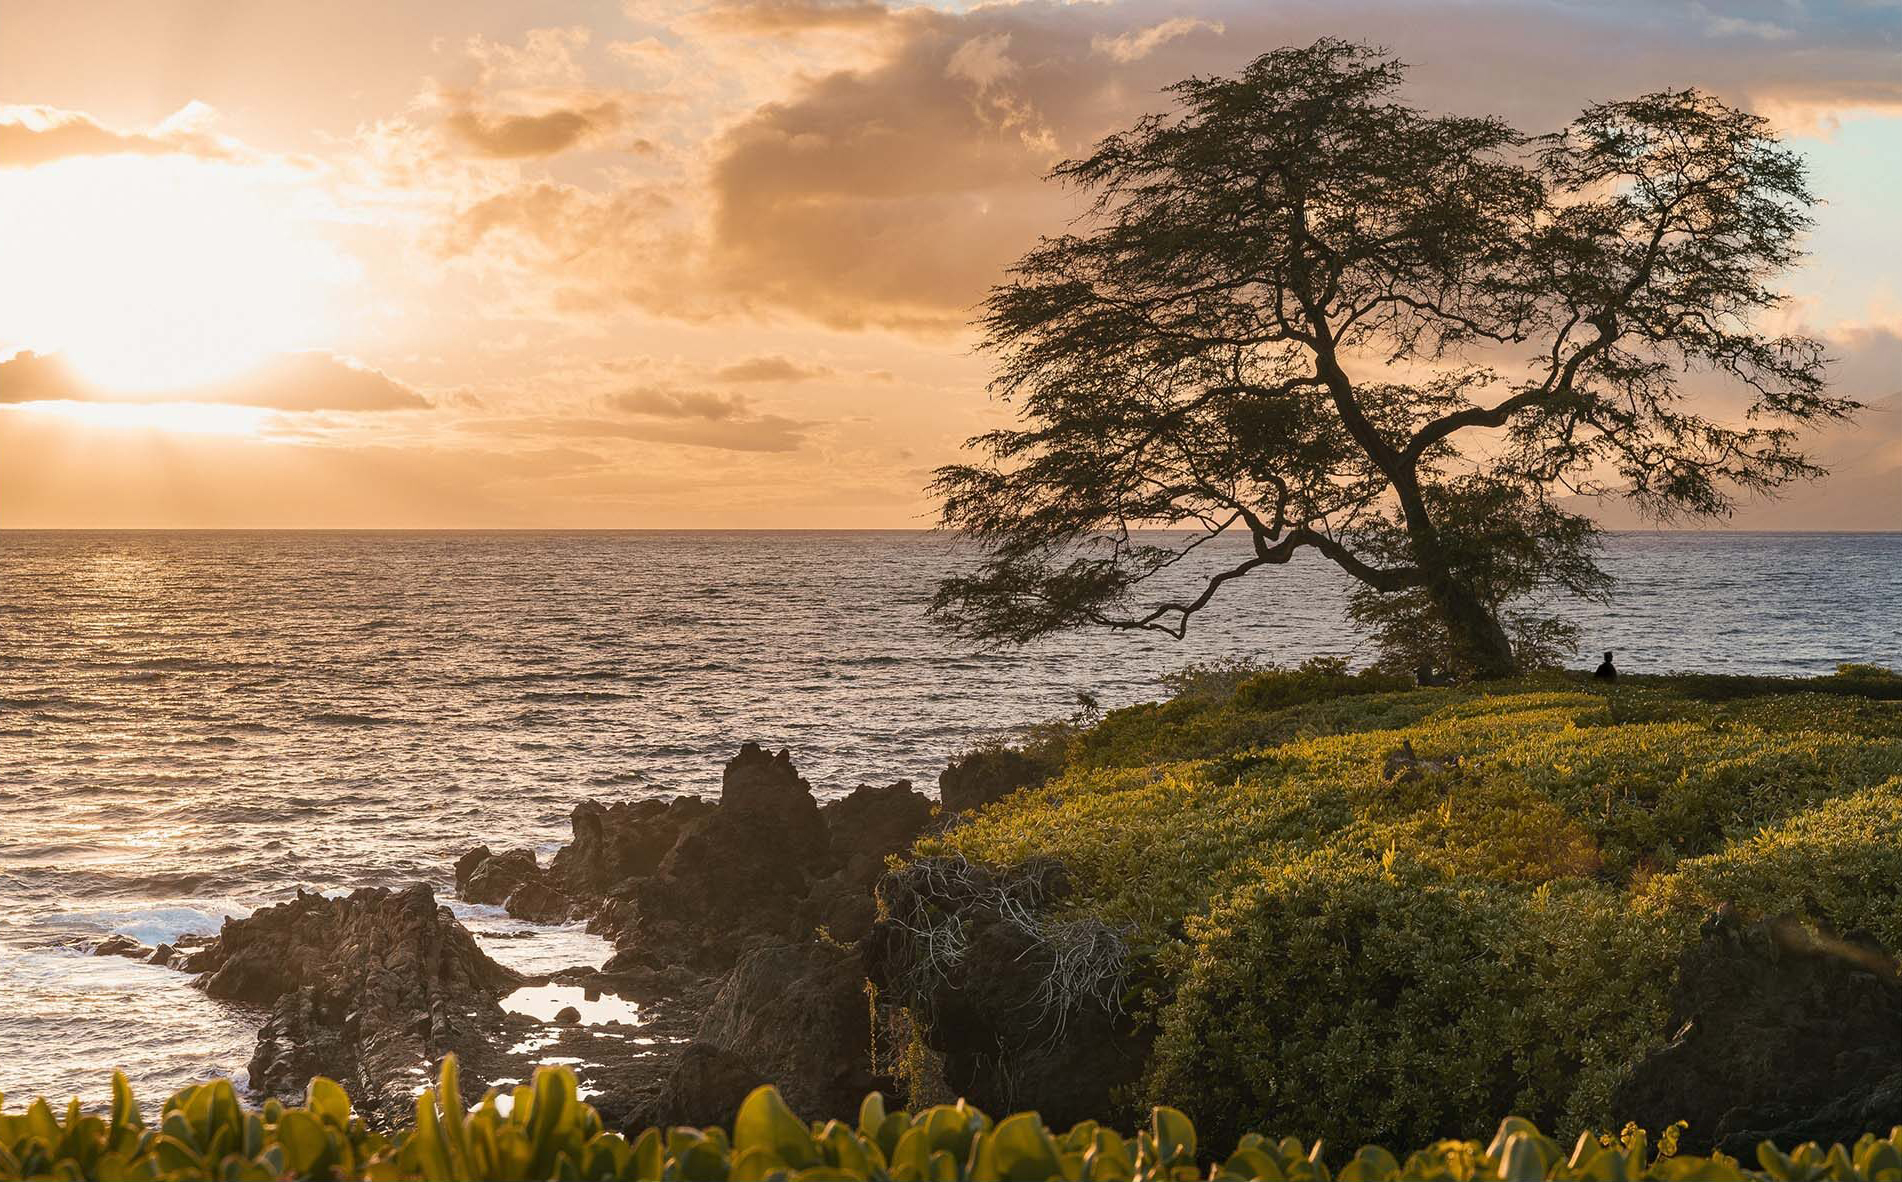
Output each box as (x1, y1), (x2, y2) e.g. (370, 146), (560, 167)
(804, 781), (936, 942)
(92, 934), (153, 960)
(193, 883), (522, 1121)
(459, 848), (542, 907)
(504, 879), (575, 925)
(682, 940), (891, 1122)
(602, 746), (835, 973)
(629, 1042), (768, 1131)
(549, 797), (715, 898)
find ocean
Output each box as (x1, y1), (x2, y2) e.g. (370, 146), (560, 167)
(1, 529), (1898, 1104)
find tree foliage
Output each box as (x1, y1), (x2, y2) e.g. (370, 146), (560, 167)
(932, 40), (1850, 676)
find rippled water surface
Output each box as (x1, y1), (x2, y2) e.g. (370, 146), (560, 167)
(1, 529), (1897, 1103)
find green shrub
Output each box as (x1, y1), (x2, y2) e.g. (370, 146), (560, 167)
(1644, 777), (1902, 950)
(914, 677), (1902, 1151)
(8, 1057), (1902, 1181)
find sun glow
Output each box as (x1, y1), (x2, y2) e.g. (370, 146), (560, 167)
(16, 399), (276, 436)
(0, 154), (356, 394)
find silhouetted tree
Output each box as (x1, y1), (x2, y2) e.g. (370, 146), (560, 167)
(931, 39), (1850, 677)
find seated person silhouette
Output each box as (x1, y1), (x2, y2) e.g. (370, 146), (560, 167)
(1593, 651), (1617, 682)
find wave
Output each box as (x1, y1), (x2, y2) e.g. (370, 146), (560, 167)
(306, 712), (402, 726)
(0, 694), (102, 712)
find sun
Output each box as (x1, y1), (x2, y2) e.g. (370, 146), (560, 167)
(0, 153), (355, 395)
(20, 400), (277, 437)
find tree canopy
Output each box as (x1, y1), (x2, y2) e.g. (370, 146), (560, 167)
(931, 39), (1852, 677)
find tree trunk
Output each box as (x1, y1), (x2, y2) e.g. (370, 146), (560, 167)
(1428, 573), (1517, 679)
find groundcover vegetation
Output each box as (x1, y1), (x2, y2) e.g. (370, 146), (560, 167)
(919, 665), (1902, 1151)
(7, 1058), (1902, 1181)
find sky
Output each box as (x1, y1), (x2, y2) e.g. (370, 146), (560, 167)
(0, 0), (1898, 529)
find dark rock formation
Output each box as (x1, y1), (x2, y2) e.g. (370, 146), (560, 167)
(600, 745), (838, 973)
(1380, 739), (1461, 783)
(503, 878), (575, 925)
(633, 1043), (767, 1130)
(806, 781), (936, 942)
(193, 884), (522, 1121)
(937, 747), (1045, 815)
(549, 797), (714, 898)
(92, 934), (152, 960)
(457, 847), (541, 907)
(1613, 912), (1902, 1155)
(865, 856), (1149, 1129)
(147, 933), (217, 973)
(678, 940), (890, 1122)
(454, 845), (579, 924)
(437, 746), (941, 1125)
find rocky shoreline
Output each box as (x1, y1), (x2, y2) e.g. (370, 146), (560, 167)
(101, 741), (1028, 1131)
(99, 735), (1902, 1151)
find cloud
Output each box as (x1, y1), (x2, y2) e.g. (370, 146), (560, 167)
(694, 0), (897, 34)
(0, 351), (429, 412)
(443, 101), (624, 158)
(610, 386), (752, 418)
(470, 413), (811, 452)
(711, 355), (832, 382)
(433, 0), (1902, 337)
(0, 103), (234, 168)
(1092, 17), (1224, 63)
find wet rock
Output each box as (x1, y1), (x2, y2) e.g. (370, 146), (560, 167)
(1613, 912), (1902, 1156)
(193, 884), (522, 1121)
(152, 933), (218, 973)
(93, 934), (153, 960)
(937, 747), (1046, 816)
(460, 848), (541, 907)
(630, 1043), (767, 1131)
(549, 796), (715, 898)
(453, 845), (494, 894)
(554, 1005), (582, 1026)
(504, 879), (574, 925)
(866, 857), (1148, 1129)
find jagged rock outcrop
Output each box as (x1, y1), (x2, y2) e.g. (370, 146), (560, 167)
(805, 780), (936, 941)
(454, 845), (578, 924)
(1613, 912), (1902, 1155)
(937, 747), (1046, 816)
(549, 796), (715, 898)
(865, 856), (1149, 1128)
(193, 884), (522, 1121)
(456, 846), (540, 906)
(600, 744), (839, 972)
(436, 745), (940, 1123)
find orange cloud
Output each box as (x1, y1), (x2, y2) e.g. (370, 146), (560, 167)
(0, 103), (234, 168)
(610, 386), (753, 419)
(0, 351), (428, 412)
(443, 101), (624, 158)
(712, 356), (832, 383)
